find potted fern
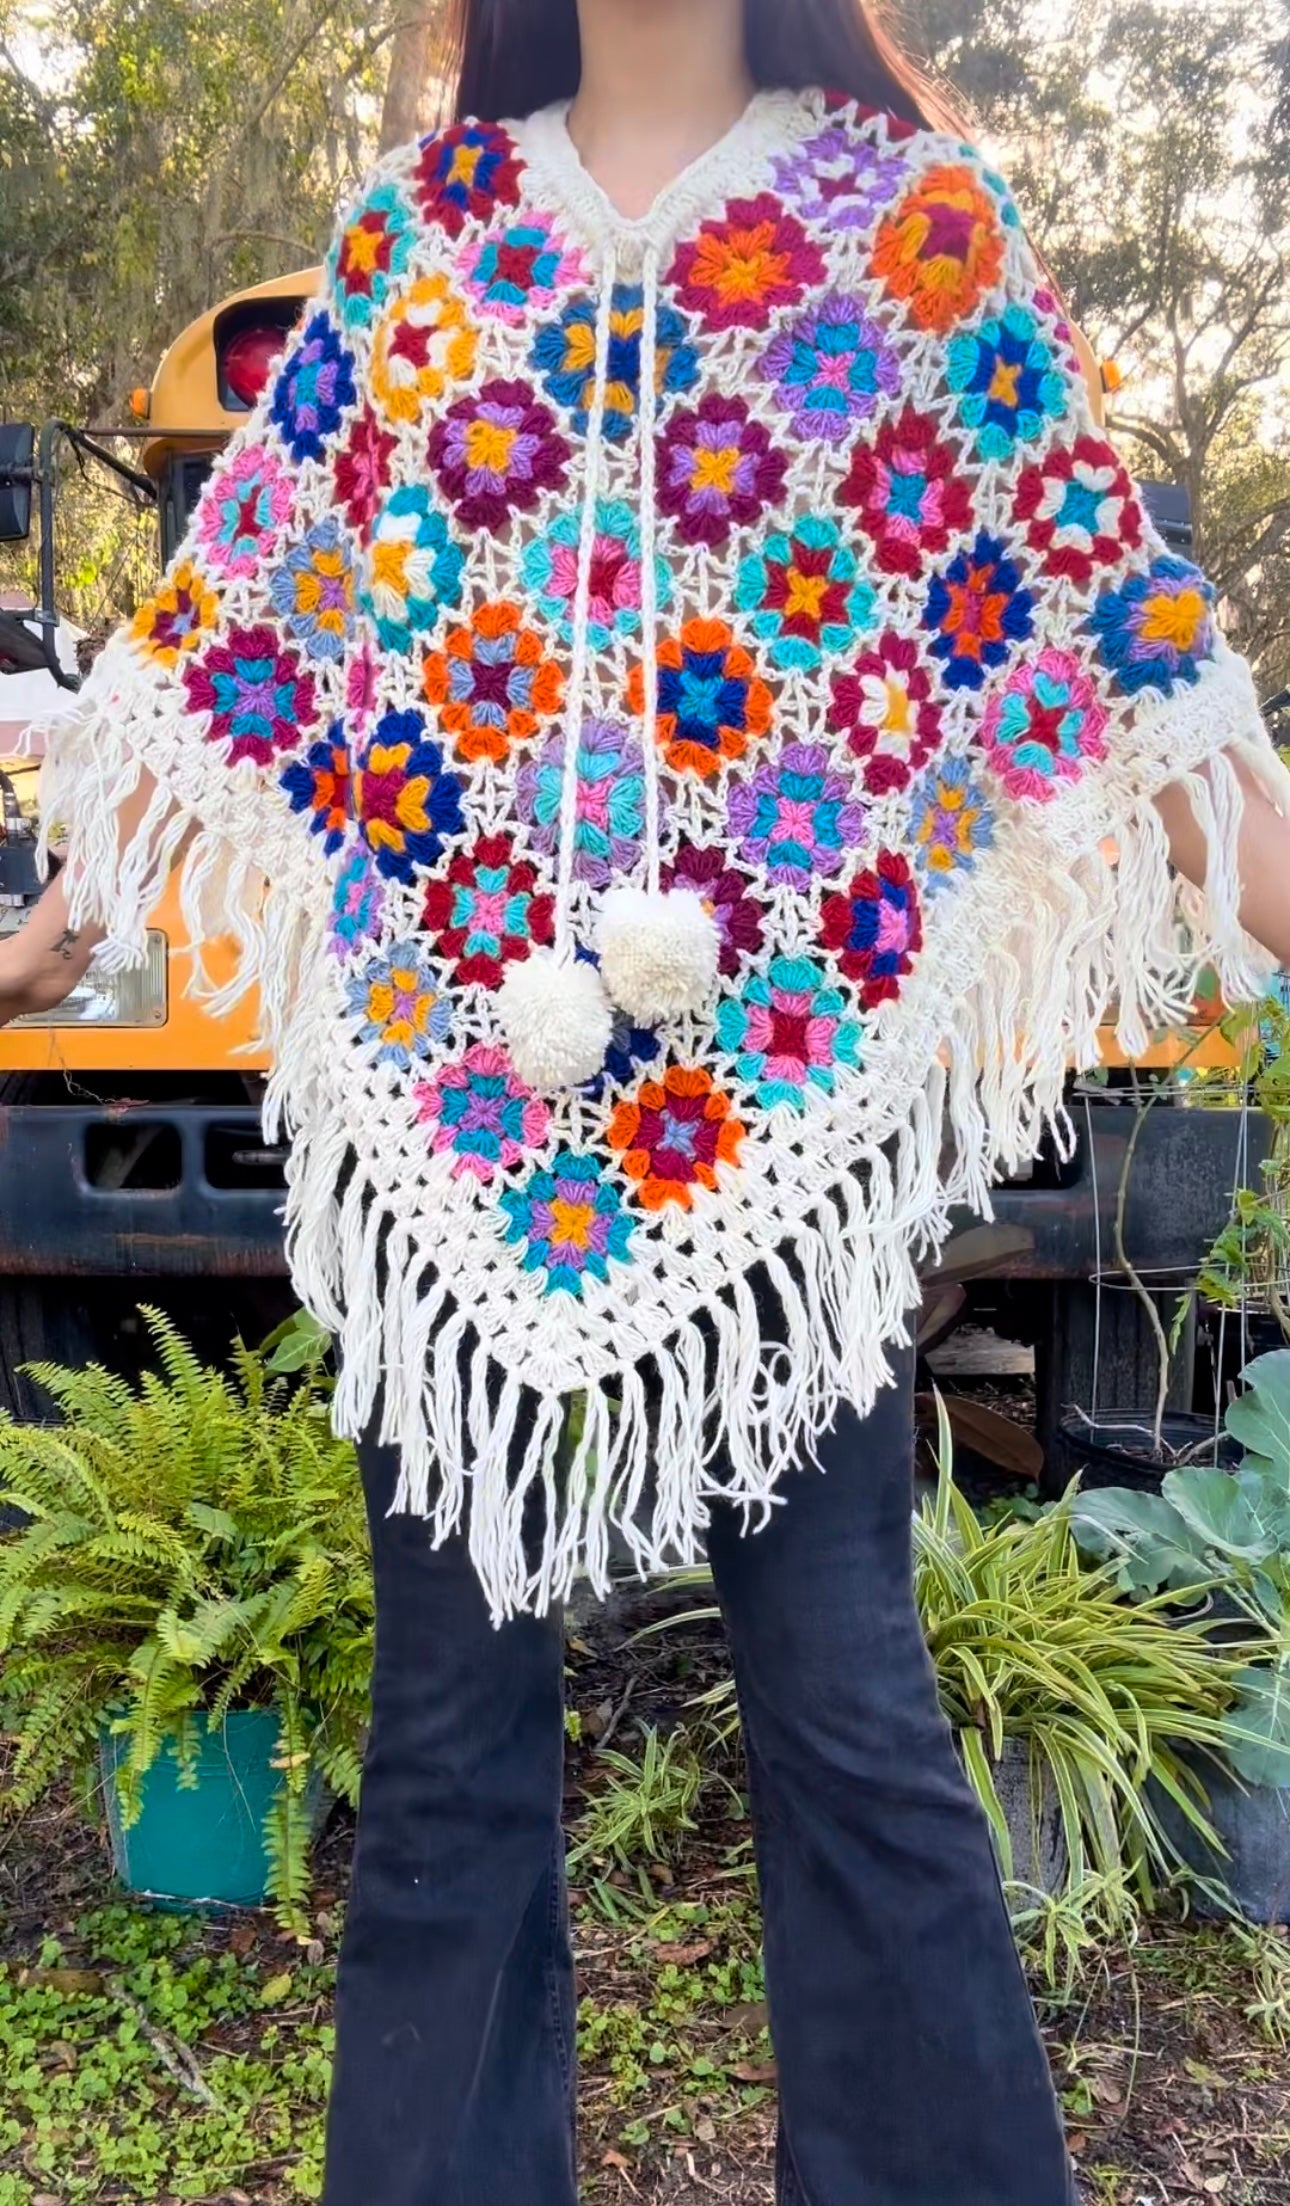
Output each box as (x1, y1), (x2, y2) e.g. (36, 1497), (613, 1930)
(0, 1311), (372, 1931)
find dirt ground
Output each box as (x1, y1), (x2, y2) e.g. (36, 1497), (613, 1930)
(0, 1591), (1286, 2203)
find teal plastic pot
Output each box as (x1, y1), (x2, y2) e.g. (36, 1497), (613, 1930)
(99, 1710), (324, 1909)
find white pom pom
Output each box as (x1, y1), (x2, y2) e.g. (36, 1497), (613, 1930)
(497, 949), (613, 1094)
(597, 886), (721, 1024)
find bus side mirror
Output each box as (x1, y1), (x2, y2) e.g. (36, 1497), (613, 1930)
(0, 425), (36, 542)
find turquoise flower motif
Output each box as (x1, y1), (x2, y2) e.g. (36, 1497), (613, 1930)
(329, 848), (384, 960)
(715, 956), (862, 1111)
(328, 181), (417, 331)
(735, 516), (875, 673)
(520, 499), (671, 651)
(359, 485), (465, 655)
(500, 1151), (636, 1296)
(945, 302), (1068, 463)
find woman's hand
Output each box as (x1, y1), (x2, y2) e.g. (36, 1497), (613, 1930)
(0, 872), (104, 1026)
(1157, 753), (1290, 968)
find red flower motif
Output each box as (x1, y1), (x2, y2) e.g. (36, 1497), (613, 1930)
(420, 832), (553, 990)
(183, 622), (317, 768)
(669, 192), (826, 332)
(334, 407), (396, 536)
(429, 377), (570, 531)
(413, 121), (522, 240)
(828, 632), (945, 796)
(1013, 433), (1143, 589)
(660, 843), (765, 978)
(840, 406), (973, 579)
(607, 1064), (745, 1213)
(820, 852), (923, 1009)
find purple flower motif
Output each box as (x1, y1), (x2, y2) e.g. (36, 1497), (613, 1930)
(727, 742), (867, 892)
(657, 394), (788, 550)
(772, 126), (909, 233)
(516, 718), (655, 889)
(762, 291), (900, 444)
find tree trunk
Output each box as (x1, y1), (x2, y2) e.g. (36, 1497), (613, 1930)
(377, 7), (443, 155)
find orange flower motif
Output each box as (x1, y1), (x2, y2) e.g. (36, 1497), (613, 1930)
(422, 601), (564, 765)
(129, 561), (220, 667)
(869, 164), (1004, 336)
(627, 617), (773, 779)
(608, 1064), (745, 1212)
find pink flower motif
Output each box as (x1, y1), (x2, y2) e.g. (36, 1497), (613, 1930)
(415, 1043), (550, 1183)
(196, 444), (294, 578)
(345, 641), (379, 735)
(979, 648), (1109, 801)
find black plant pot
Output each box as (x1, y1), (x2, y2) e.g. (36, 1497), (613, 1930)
(1057, 1409), (1240, 1494)
(1150, 1756), (1290, 1924)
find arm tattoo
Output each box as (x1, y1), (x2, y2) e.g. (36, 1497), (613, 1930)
(52, 928), (80, 960)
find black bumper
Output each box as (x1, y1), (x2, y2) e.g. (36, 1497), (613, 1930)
(0, 1098), (1268, 1281)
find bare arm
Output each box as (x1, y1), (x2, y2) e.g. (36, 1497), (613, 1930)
(0, 869), (104, 1021)
(1156, 754), (1290, 969)
(0, 773), (181, 1026)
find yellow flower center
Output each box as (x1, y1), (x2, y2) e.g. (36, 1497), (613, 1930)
(465, 418), (517, 475)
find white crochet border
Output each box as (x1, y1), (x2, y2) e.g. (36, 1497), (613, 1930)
(42, 635), (1285, 1618)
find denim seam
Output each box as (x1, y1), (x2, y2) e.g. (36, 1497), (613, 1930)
(543, 1839), (576, 2098)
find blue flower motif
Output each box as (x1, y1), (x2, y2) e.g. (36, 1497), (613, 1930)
(268, 516), (355, 663)
(270, 312), (356, 464)
(922, 531), (1034, 692)
(945, 303), (1068, 462)
(1086, 554), (1217, 696)
(344, 940), (452, 1071)
(530, 285), (700, 442)
(909, 757), (995, 894)
(329, 848), (384, 959)
(353, 709), (467, 884)
(281, 725), (351, 856)
(499, 1151), (636, 1296)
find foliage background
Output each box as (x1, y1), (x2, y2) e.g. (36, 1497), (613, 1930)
(1, 0), (1287, 695)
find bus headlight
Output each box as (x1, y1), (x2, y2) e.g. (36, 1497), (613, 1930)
(10, 929), (168, 1028)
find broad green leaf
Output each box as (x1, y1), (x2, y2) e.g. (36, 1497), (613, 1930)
(1069, 1489), (1204, 1592)
(1223, 1662), (1290, 1788)
(1227, 1351), (1290, 1485)
(1162, 1467), (1274, 1561)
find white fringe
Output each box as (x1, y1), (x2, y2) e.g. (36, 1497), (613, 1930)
(39, 636), (1290, 1623)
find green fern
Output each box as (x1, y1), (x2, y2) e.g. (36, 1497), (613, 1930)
(0, 1308), (373, 1931)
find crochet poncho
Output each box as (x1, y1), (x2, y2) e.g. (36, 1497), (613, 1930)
(47, 87), (1283, 1616)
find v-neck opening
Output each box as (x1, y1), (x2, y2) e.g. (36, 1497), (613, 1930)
(513, 85), (817, 260)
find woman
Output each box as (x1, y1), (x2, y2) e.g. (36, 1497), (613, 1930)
(4, 0), (1290, 2197)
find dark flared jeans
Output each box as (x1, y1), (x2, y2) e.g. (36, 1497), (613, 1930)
(322, 1353), (1073, 2205)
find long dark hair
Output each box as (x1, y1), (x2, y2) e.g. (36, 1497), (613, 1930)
(448, 0), (964, 134)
